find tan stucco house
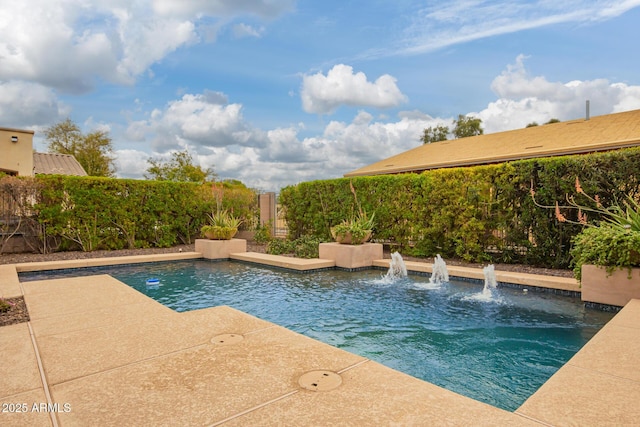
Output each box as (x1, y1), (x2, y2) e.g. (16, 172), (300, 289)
(0, 127), (35, 176)
(1, 126), (87, 176)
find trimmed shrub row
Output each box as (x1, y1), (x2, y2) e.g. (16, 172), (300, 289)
(1, 175), (257, 253)
(280, 147), (640, 268)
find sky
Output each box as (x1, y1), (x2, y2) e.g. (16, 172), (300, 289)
(2, 0), (640, 191)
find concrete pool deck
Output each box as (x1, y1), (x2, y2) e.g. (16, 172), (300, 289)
(1, 252), (639, 426)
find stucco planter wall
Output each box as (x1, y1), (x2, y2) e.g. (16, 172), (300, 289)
(195, 238), (247, 259)
(581, 264), (640, 307)
(319, 242), (383, 269)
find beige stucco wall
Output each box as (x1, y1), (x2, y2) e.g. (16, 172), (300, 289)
(0, 127), (34, 176)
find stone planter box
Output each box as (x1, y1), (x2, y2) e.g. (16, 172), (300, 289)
(581, 264), (640, 307)
(319, 242), (383, 269)
(332, 230), (372, 245)
(202, 226), (238, 240)
(195, 238), (247, 260)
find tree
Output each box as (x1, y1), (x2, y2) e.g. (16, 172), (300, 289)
(45, 118), (82, 155)
(452, 114), (483, 138)
(145, 150), (216, 183)
(545, 118), (561, 124)
(74, 130), (115, 177)
(421, 124), (449, 144)
(45, 118), (115, 177)
(526, 122), (539, 128)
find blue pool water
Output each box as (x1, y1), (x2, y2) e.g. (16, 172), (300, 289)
(20, 260), (614, 411)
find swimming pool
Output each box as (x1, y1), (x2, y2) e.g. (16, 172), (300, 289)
(20, 259), (614, 411)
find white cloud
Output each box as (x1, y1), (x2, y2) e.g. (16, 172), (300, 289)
(125, 91), (266, 152)
(490, 55), (559, 100)
(232, 23), (264, 38)
(114, 149), (152, 179)
(152, 0), (296, 19)
(0, 1), (293, 94)
(301, 64), (408, 114)
(477, 55), (640, 132)
(0, 1), (195, 92)
(202, 90), (229, 104)
(250, 110), (439, 183)
(83, 117), (112, 134)
(119, 88), (435, 189)
(125, 120), (151, 142)
(262, 127), (310, 162)
(369, 1), (640, 58)
(114, 13), (197, 84)
(0, 81), (68, 127)
(613, 84), (640, 112)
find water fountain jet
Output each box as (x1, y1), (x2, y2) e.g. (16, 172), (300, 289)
(482, 264), (498, 297)
(429, 254), (449, 285)
(385, 251), (407, 281)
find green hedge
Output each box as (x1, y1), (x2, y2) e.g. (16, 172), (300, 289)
(280, 147), (640, 267)
(19, 176), (257, 252)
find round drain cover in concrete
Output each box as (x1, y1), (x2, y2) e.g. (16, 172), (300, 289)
(298, 370), (342, 392)
(211, 334), (244, 345)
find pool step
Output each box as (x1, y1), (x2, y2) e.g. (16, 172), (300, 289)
(14, 252), (203, 273)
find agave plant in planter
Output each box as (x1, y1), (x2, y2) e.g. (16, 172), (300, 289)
(331, 211), (375, 245)
(201, 210), (242, 240)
